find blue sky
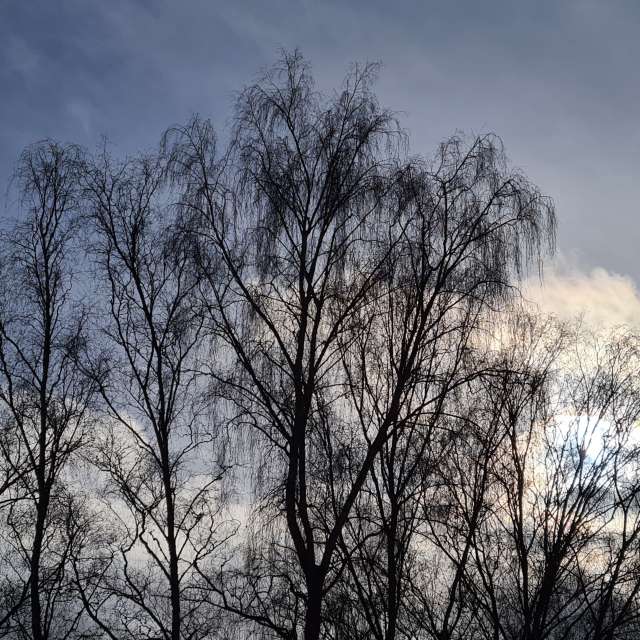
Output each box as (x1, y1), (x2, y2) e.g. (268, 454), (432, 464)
(2, 0), (639, 284)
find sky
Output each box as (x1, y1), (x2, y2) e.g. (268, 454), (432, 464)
(2, 0), (639, 322)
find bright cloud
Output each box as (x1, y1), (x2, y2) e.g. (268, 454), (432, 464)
(523, 267), (640, 329)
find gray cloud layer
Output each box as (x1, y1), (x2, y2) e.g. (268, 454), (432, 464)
(2, 0), (638, 280)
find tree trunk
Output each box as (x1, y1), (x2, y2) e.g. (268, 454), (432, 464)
(304, 574), (323, 640)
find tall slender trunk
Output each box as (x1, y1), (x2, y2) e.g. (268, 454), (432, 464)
(32, 290), (51, 640)
(385, 511), (399, 640)
(161, 448), (181, 640)
(30, 490), (49, 640)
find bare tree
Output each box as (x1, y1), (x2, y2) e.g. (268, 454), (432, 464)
(435, 318), (640, 640)
(0, 142), (96, 640)
(73, 149), (230, 640)
(163, 51), (555, 640)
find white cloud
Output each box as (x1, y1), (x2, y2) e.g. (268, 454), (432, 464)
(522, 267), (640, 329)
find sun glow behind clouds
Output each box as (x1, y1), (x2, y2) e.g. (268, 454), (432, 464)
(493, 272), (640, 494)
(551, 414), (640, 463)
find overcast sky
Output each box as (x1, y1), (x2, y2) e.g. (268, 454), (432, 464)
(2, 0), (639, 297)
